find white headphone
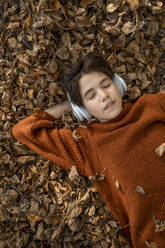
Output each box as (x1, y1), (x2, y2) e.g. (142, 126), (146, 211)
(66, 73), (127, 121)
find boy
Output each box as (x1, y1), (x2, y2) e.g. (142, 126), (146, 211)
(12, 52), (165, 248)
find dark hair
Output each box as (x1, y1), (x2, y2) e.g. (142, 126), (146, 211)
(58, 52), (114, 106)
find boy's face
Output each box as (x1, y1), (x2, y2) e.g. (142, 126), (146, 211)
(79, 71), (123, 123)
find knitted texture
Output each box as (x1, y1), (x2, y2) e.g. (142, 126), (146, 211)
(12, 92), (165, 248)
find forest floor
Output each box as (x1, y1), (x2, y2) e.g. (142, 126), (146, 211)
(0, 0), (165, 247)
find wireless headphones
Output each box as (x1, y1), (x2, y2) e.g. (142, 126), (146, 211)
(66, 73), (127, 121)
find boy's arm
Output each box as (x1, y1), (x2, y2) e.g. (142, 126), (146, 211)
(12, 102), (86, 176)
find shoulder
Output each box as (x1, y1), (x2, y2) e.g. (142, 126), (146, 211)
(137, 92), (165, 102)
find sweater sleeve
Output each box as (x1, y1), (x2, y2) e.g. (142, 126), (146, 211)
(12, 109), (86, 175)
(155, 92), (165, 118)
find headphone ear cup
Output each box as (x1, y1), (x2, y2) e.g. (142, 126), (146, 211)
(113, 73), (127, 97)
(66, 91), (93, 121)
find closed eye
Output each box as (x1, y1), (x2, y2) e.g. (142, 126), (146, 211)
(102, 81), (111, 88)
(103, 84), (110, 88)
(89, 84), (111, 99)
(89, 93), (96, 100)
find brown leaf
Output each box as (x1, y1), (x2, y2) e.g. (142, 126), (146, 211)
(68, 165), (79, 181)
(17, 54), (31, 65)
(27, 215), (41, 229)
(25, 16), (31, 27)
(130, 86), (141, 100)
(56, 47), (70, 60)
(17, 156), (35, 164)
(48, 61), (58, 73)
(126, 0), (139, 11)
(53, 0), (62, 11)
(35, 222), (44, 240)
(27, 89), (34, 99)
(118, 234), (128, 244)
(106, 3), (120, 13)
(75, 16), (91, 28)
(122, 21), (136, 35)
(80, 0), (96, 7)
(48, 82), (59, 96)
(7, 21), (19, 29)
(8, 37), (17, 49)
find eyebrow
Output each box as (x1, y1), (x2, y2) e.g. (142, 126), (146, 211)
(83, 77), (110, 98)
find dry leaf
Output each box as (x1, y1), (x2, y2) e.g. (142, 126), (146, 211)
(72, 130), (82, 141)
(75, 16), (91, 28)
(118, 234), (128, 244)
(69, 165), (79, 181)
(25, 16), (31, 27)
(27, 215), (41, 229)
(7, 21), (19, 29)
(48, 61), (57, 73)
(48, 83), (59, 96)
(136, 186), (146, 195)
(106, 3), (119, 13)
(122, 21), (136, 35)
(27, 89), (34, 99)
(80, 0), (95, 7)
(56, 47), (70, 60)
(53, 0), (62, 11)
(153, 214), (165, 233)
(17, 155), (35, 163)
(145, 241), (158, 248)
(89, 173), (105, 181)
(8, 37), (17, 49)
(155, 143), (165, 156)
(126, 0), (139, 11)
(115, 180), (120, 189)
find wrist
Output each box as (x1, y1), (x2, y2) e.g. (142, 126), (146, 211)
(64, 101), (72, 112)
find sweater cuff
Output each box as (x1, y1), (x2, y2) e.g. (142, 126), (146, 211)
(33, 109), (56, 121)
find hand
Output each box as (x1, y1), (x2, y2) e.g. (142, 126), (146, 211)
(44, 101), (72, 119)
(64, 100), (72, 112)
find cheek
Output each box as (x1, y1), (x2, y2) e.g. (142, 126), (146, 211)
(85, 101), (99, 113)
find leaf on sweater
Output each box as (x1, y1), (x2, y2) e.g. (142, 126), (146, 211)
(72, 130), (82, 141)
(153, 214), (165, 233)
(115, 180), (120, 189)
(89, 173), (105, 181)
(155, 143), (165, 156)
(136, 186), (146, 195)
(145, 241), (158, 248)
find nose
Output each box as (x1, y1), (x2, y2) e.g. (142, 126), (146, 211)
(98, 89), (109, 101)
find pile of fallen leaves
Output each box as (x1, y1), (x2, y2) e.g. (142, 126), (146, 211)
(0, 0), (165, 247)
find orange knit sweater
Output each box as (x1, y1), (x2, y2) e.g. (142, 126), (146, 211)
(12, 92), (165, 248)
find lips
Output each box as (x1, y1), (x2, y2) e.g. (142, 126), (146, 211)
(104, 101), (115, 110)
